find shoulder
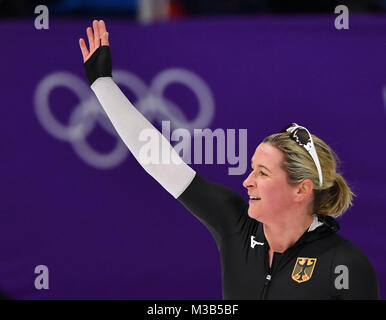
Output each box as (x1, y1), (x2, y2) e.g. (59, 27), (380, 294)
(329, 234), (379, 299)
(178, 173), (247, 212)
(177, 173), (249, 241)
(332, 236), (374, 269)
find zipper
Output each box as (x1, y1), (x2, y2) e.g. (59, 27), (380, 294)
(260, 251), (283, 299)
(259, 226), (320, 299)
(261, 243), (272, 300)
(261, 274), (272, 300)
(260, 244), (306, 299)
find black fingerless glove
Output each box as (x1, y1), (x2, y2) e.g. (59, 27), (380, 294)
(83, 45), (112, 86)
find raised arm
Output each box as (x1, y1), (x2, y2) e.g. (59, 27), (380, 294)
(78, 21), (248, 241)
(79, 20), (196, 198)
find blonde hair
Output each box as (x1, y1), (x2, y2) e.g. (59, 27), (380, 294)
(262, 132), (356, 217)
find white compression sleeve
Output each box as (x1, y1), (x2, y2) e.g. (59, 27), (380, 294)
(91, 77), (196, 198)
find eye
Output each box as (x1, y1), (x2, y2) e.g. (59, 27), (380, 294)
(258, 171), (267, 176)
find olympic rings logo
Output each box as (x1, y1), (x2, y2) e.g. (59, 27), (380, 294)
(34, 69), (215, 169)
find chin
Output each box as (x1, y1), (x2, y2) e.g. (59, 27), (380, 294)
(247, 208), (264, 222)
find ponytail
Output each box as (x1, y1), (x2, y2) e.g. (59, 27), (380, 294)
(314, 173), (356, 217)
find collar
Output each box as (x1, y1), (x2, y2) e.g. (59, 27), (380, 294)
(307, 215), (324, 232)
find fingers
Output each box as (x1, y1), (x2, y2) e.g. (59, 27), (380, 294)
(92, 20), (100, 49)
(79, 38), (89, 62)
(79, 20), (108, 62)
(99, 20), (109, 46)
(86, 27), (95, 52)
(98, 20), (107, 36)
(101, 31), (109, 46)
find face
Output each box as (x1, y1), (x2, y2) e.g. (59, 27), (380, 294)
(243, 143), (299, 224)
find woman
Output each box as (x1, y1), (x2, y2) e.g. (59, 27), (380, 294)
(79, 20), (379, 299)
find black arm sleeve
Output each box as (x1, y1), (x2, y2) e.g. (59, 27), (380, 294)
(83, 45), (112, 86)
(330, 241), (379, 299)
(177, 173), (249, 247)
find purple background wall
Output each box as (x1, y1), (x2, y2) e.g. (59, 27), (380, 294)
(1, 15), (385, 299)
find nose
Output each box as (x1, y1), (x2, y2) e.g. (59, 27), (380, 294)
(243, 171), (256, 189)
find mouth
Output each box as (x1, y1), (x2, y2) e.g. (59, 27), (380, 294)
(249, 196), (261, 201)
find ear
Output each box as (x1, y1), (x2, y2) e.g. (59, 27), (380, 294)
(294, 179), (314, 203)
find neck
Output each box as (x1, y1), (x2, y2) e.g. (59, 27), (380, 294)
(263, 214), (314, 253)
